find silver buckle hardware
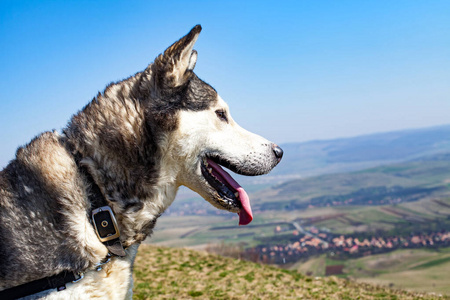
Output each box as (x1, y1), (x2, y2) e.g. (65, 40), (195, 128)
(72, 272), (84, 283)
(91, 206), (120, 242)
(95, 256), (112, 271)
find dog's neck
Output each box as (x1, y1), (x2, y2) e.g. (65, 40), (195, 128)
(116, 178), (179, 246)
(64, 72), (182, 248)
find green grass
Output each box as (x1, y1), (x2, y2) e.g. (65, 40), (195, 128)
(324, 248), (450, 296)
(133, 245), (445, 299)
(410, 256), (450, 270)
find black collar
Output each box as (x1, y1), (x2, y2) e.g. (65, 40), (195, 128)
(0, 272), (83, 299)
(73, 151), (126, 257)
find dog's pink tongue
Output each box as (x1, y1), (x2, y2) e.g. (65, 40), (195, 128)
(207, 160), (253, 225)
(236, 187), (253, 225)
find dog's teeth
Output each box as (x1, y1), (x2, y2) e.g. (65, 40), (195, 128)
(208, 168), (212, 173)
(234, 192), (239, 198)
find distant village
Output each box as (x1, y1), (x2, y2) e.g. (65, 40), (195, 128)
(243, 227), (450, 265)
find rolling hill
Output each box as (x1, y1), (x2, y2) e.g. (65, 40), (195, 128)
(253, 152), (450, 210)
(269, 124), (450, 179)
(291, 248), (450, 296)
(133, 245), (446, 299)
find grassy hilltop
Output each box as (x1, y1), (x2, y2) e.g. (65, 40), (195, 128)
(132, 245), (446, 300)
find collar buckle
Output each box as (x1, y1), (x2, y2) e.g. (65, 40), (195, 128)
(91, 206), (120, 242)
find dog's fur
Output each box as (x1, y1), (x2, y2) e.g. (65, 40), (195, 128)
(0, 25), (282, 299)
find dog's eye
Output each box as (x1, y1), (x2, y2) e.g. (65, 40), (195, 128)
(215, 109), (228, 123)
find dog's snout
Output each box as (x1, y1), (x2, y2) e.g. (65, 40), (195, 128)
(272, 144), (283, 160)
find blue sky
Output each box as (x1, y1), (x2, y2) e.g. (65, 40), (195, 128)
(1, 1), (449, 167)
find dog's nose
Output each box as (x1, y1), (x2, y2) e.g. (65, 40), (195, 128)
(272, 144), (283, 160)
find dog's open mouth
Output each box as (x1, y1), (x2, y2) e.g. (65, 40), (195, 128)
(200, 157), (253, 225)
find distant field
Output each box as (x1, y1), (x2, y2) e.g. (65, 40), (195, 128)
(344, 248), (450, 295)
(305, 197), (450, 235)
(149, 197), (450, 248)
(290, 247), (450, 295)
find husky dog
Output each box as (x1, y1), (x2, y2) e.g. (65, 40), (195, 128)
(0, 25), (282, 299)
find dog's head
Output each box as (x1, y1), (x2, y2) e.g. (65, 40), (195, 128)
(145, 25), (283, 225)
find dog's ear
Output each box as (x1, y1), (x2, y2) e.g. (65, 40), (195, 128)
(153, 25), (201, 89)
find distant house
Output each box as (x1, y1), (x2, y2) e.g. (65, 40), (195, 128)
(325, 265), (344, 276)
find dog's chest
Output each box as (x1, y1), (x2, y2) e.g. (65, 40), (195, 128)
(27, 245), (139, 300)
